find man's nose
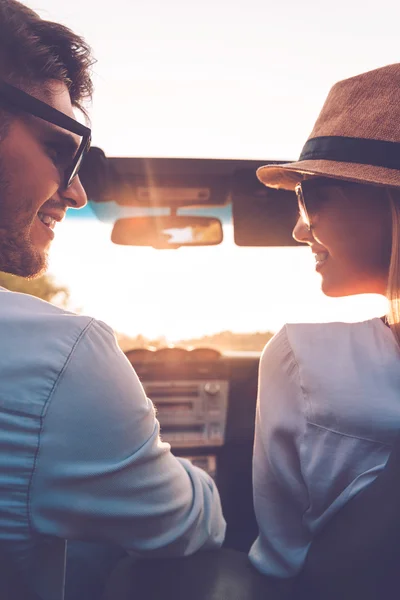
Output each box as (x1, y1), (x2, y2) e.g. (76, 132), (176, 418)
(292, 216), (312, 244)
(61, 175), (87, 209)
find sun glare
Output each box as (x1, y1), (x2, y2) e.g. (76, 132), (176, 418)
(48, 220), (388, 343)
(23, 0), (397, 347)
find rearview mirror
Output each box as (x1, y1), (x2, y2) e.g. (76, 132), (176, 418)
(111, 216), (223, 249)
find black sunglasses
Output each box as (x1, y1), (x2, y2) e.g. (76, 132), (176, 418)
(0, 81), (91, 189)
(295, 177), (361, 231)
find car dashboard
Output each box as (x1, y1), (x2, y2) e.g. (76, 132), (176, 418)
(125, 346), (261, 551)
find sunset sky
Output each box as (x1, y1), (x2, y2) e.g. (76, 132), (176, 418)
(25, 0), (396, 341)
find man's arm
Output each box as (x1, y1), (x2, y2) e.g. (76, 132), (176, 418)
(29, 319), (226, 555)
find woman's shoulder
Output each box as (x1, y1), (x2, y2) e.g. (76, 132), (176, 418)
(262, 318), (392, 372)
(280, 317), (387, 350)
(260, 318), (399, 437)
(284, 317), (384, 334)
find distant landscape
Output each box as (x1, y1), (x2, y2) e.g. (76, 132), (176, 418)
(0, 272), (275, 353)
(117, 330), (274, 353)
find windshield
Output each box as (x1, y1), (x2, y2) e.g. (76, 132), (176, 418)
(19, 0), (394, 352)
(42, 207), (387, 352)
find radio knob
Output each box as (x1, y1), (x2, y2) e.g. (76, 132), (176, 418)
(204, 382), (220, 396)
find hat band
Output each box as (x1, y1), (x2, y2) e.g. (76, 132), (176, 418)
(299, 136), (400, 170)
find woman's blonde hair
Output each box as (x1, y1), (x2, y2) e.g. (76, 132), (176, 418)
(386, 189), (400, 345)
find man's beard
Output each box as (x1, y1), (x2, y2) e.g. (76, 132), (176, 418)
(0, 226), (47, 278)
(0, 169), (47, 279)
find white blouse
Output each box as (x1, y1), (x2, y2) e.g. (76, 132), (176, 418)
(248, 318), (400, 578)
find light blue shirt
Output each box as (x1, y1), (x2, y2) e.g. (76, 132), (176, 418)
(0, 288), (225, 599)
(250, 319), (400, 578)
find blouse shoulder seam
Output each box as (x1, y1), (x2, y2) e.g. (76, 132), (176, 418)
(281, 326), (312, 524)
(282, 324), (312, 422)
(306, 420), (392, 446)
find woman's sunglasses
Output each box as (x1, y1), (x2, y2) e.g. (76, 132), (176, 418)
(295, 177), (361, 231)
(0, 81), (91, 189)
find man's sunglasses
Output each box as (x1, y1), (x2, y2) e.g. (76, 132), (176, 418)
(295, 177), (361, 231)
(0, 81), (91, 189)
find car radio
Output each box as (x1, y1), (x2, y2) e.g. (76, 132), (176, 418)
(141, 379), (229, 479)
(142, 379), (229, 448)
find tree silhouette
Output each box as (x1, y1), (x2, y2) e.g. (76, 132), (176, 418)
(0, 272), (70, 307)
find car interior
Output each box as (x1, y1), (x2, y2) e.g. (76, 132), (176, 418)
(80, 148), (302, 599)
(2, 147), (397, 599)
(79, 146), (301, 554)
(80, 149), (399, 599)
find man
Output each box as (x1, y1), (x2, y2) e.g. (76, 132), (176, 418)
(0, 2), (226, 599)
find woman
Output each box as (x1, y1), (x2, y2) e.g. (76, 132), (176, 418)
(248, 63), (400, 581)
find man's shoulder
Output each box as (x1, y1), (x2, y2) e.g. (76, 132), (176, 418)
(0, 288), (116, 355)
(0, 287), (92, 328)
(0, 289), (116, 416)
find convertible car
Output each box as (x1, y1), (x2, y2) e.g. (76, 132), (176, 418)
(3, 148), (397, 600)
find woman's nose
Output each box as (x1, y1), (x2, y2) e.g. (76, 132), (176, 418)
(292, 216), (312, 244)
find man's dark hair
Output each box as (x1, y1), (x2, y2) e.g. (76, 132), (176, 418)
(0, 0), (94, 111)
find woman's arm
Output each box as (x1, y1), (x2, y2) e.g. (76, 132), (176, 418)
(249, 327), (312, 578)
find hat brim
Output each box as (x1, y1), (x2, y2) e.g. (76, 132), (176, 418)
(257, 159), (400, 191)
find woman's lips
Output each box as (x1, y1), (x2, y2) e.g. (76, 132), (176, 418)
(315, 251), (329, 271)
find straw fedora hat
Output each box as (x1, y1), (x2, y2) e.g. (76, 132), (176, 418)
(257, 63), (400, 191)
